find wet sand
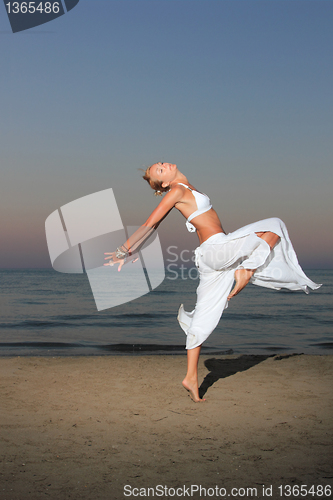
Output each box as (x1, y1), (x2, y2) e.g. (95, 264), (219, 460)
(0, 354), (332, 499)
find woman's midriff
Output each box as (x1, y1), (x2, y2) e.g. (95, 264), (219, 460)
(194, 209), (226, 245)
(197, 230), (225, 245)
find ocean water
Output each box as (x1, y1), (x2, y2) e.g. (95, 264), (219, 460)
(0, 269), (331, 357)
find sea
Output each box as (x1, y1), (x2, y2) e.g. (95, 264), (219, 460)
(0, 269), (331, 357)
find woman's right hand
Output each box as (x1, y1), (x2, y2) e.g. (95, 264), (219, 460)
(104, 252), (126, 272)
(104, 252), (139, 272)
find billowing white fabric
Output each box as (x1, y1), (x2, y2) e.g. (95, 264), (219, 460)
(177, 218), (321, 350)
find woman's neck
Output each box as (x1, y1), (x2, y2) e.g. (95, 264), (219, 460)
(170, 172), (189, 187)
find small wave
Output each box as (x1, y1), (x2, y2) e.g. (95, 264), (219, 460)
(262, 346), (290, 351)
(54, 314), (99, 321)
(0, 320), (74, 329)
(97, 343), (186, 352)
(225, 313), (268, 321)
(309, 342), (333, 349)
(96, 344), (234, 354)
(316, 319), (333, 325)
(0, 341), (81, 348)
(0, 342), (232, 355)
(114, 312), (172, 319)
(20, 301), (47, 305)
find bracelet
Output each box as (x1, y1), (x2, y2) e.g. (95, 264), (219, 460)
(115, 247), (129, 259)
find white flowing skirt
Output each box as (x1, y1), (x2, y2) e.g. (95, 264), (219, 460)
(177, 218), (321, 349)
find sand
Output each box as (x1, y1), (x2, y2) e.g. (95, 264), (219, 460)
(0, 354), (332, 500)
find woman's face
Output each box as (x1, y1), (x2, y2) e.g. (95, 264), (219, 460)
(149, 162), (177, 186)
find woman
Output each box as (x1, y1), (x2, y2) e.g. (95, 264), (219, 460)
(105, 162), (321, 402)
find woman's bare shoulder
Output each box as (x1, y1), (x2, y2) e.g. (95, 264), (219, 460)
(167, 183), (188, 200)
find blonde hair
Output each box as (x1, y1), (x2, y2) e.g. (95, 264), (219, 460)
(142, 165), (171, 196)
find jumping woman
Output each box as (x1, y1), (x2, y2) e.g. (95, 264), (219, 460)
(105, 162), (320, 402)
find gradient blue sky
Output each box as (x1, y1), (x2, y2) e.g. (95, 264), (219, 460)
(1, 0), (332, 269)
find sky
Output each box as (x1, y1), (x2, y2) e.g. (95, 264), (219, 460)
(1, 0), (332, 269)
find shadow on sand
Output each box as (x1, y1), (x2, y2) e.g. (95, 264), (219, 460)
(199, 354), (276, 399)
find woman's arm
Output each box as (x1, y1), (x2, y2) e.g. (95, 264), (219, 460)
(142, 184), (184, 228)
(104, 185), (184, 270)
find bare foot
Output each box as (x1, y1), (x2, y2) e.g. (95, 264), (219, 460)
(228, 268), (254, 301)
(182, 378), (205, 402)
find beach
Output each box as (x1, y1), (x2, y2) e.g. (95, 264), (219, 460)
(1, 354), (332, 500)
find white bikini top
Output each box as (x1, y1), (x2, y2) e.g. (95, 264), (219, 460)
(177, 183), (212, 233)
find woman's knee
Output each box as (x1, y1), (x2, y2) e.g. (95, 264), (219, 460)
(256, 231), (280, 249)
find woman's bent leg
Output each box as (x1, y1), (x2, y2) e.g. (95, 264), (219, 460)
(182, 345), (204, 402)
(228, 232), (280, 300)
(256, 231), (280, 250)
(227, 268), (255, 300)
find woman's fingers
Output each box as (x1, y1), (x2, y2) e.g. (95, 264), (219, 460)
(103, 252), (130, 271)
(104, 252), (118, 262)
